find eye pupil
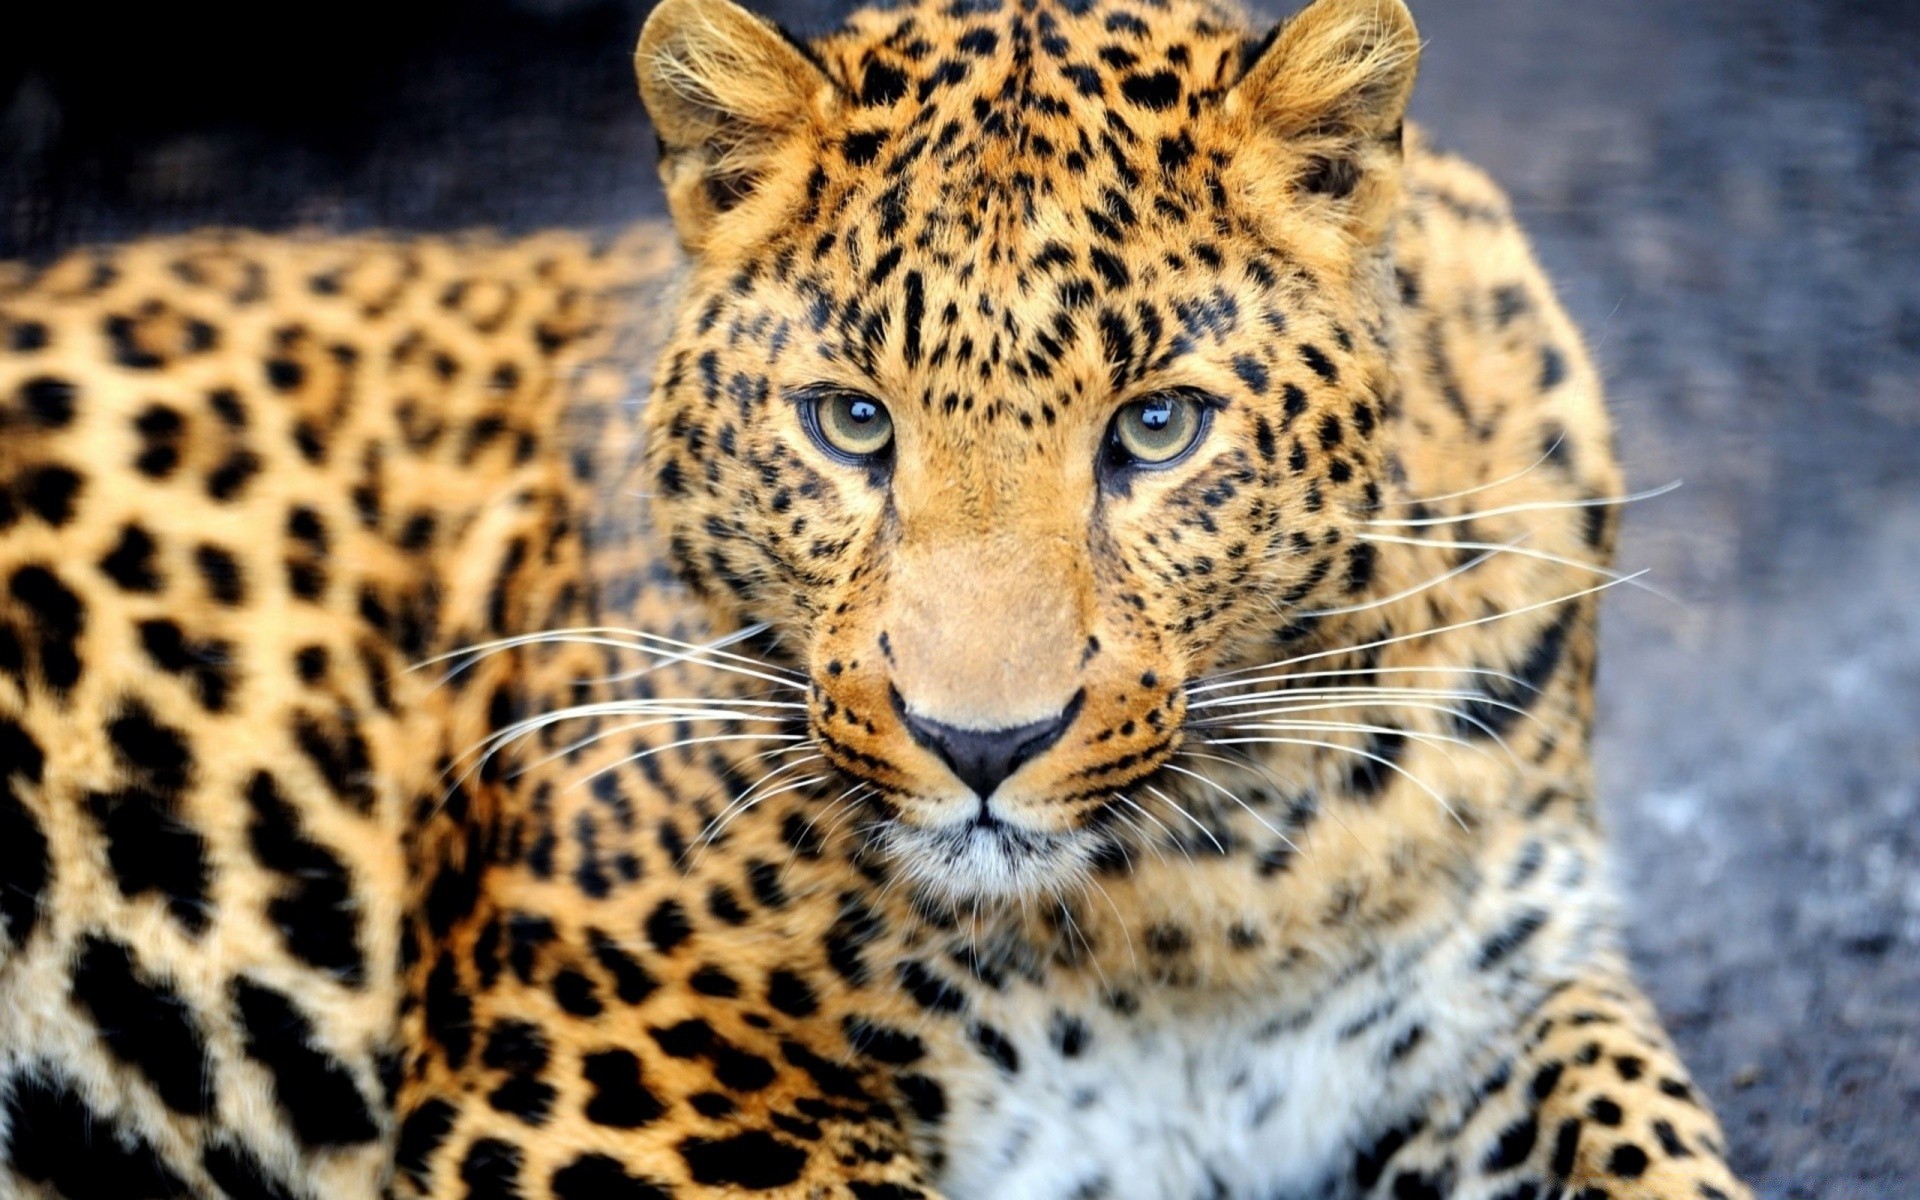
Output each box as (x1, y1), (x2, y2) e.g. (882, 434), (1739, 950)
(1139, 400), (1172, 431)
(849, 400), (877, 424)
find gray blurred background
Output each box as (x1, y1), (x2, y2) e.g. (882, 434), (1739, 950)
(4, 0), (1916, 1194)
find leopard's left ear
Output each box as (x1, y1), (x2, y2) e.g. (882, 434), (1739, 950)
(1227, 0), (1421, 242)
(636, 0), (838, 253)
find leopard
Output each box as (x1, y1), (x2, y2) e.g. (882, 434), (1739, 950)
(0, 0), (1755, 1197)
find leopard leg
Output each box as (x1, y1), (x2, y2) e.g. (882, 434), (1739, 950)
(1361, 965), (1750, 1200)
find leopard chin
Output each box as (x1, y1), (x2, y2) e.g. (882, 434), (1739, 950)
(878, 805), (1107, 904)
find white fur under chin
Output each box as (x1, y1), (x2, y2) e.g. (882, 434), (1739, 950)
(882, 817), (1101, 903)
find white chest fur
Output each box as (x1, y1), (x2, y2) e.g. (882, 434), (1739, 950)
(930, 946), (1504, 1200)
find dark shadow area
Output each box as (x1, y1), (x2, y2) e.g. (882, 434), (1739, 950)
(0, 0), (669, 254)
(4, 1), (1916, 1195)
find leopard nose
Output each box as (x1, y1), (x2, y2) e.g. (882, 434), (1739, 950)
(893, 690), (1084, 799)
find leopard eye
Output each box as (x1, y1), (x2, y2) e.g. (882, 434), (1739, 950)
(803, 388), (894, 463)
(1108, 391), (1209, 468)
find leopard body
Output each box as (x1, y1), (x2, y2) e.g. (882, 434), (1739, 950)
(0, 1), (1751, 1198)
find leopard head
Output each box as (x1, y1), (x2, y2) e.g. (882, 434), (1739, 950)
(634, 0), (1419, 899)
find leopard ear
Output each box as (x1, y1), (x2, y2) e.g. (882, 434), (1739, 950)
(1228, 0), (1420, 240)
(635, 0), (836, 253)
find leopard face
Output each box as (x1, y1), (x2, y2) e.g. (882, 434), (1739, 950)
(637, 0), (1418, 899)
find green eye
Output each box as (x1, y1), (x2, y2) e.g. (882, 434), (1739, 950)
(805, 389), (894, 462)
(1110, 392), (1208, 466)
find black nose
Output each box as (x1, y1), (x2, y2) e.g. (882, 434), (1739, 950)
(892, 690), (1084, 799)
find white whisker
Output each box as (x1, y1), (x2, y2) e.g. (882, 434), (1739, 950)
(1191, 685), (1530, 715)
(1229, 572), (1646, 676)
(413, 622), (805, 692)
(1376, 435), (1567, 508)
(1362, 480), (1680, 528)
(1112, 793), (1188, 863)
(475, 697), (800, 758)
(561, 733), (805, 795)
(1200, 717), (1485, 756)
(1198, 715), (1506, 783)
(688, 753), (828, 858)
(1157, 764), (1298, 855)
(1189, 663), (1534, 697)
(1192, 697), (1526, 762)
(1173, 749), (1390, 865)
(1103, 805), (1172, 869)
(1287, 541), (1510, 619)
(1358, 531), (1676, 603)
(781, 786), (874, 887)
(1053, 897), (1110, 993)
(461, 701), (798, 789)
(1142, 783), (1227, 855)
(1201, 735), (1463, 828)
(1083, 878), (1140, 977)
(689, 772), (830, 865)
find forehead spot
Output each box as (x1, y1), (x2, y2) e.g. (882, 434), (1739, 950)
(1120, 70), (1181, 110)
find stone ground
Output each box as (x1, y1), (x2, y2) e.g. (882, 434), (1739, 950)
(4, 0), (1916, 1194)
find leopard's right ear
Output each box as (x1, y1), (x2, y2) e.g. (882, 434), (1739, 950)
(635, 0), (837, 253)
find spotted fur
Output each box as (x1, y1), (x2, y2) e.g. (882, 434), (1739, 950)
(0, 0), (1748, 1197)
